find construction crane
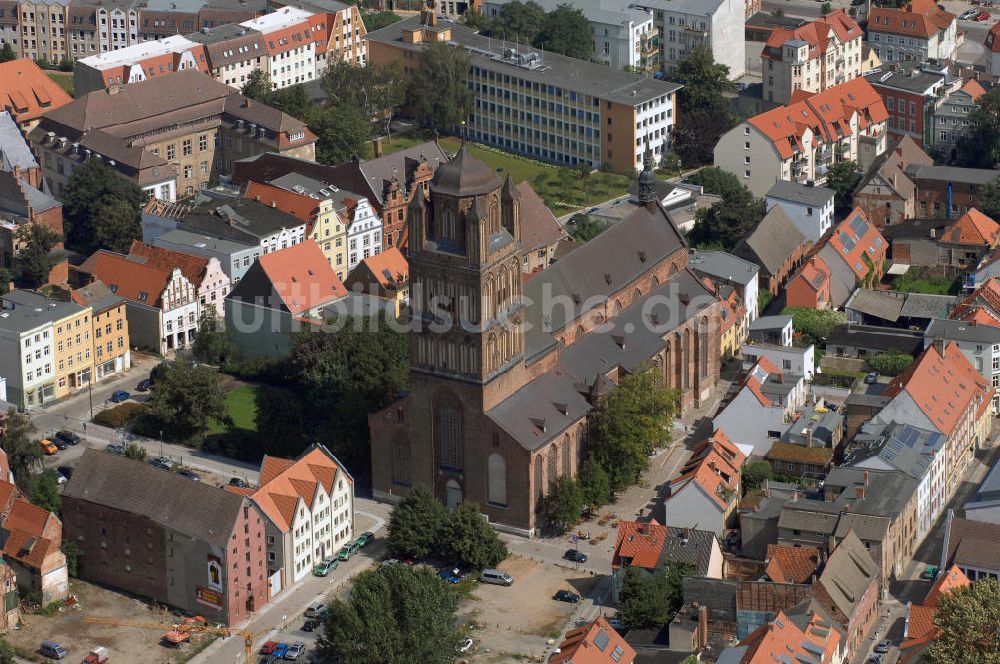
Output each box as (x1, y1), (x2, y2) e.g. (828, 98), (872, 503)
(85, 615), (272, 661)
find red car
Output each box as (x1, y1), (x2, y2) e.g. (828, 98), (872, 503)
(977, 10), (992, 20)
(260, 641), (278, 655)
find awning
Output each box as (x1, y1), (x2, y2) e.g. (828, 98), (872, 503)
(887, 263), (911, 276)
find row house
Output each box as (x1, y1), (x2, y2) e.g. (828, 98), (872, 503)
(72, 34), (209, 94)
(786, 208), (887, 309)
(883, 208), (1000, 270)
(70, 279), (130, 382)
(810, 532), (880, 660)
(713, 357), (807, 456)
(63, 449), (269, 626)
(933, 79), (987, 163)
(852, 135), (931, 228)
(761, 10), (864, 105)
(909, 164), (1000, 220)
(662, 429), (745, 536)
(733, 206), (812, 297)
(151, 229), (260, 285)
(866, 0), (957, 64)
(865, 62), (960, 149)
(898, 565), (970, 662)
(240, 445), (353, 595)
(718, 605), (846, 664)
(128, 240), (231, 320)
(764, 181), (835, 244)
(179, 197), (307, 262)
(715, 78), (888, 196)
(689, 250), (760, 329)
(242, 6), (317, 90)
(0, 484), (69, 604)
(869, 341), (992, 510)
(77, 249), (198, 354)
(29, 70), (315, 201)
(925, 317), (1000, 413)
(343, 247), (409, 318)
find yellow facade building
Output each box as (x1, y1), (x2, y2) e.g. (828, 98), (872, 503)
(72, 280), (131, 381)
(53, 303), (92, 399)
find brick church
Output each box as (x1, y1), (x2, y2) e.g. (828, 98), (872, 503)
(369, 147), (722, 535)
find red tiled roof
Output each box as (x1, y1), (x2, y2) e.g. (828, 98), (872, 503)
(883, 341), (990, 436)
(77, 250), (177, 308)
(951, 277), (1000, 324)
(763, 11), (862, 61)
(612, 520), (667, 570)
(923, 564), (969, 608)
(739, 610), (815, 663)
(257, 240), (347, 316)
(1, 498), (59, 570)
(357, 247), (408, 290)
(792, 255), (831, 293)
(245, 180), (321, 224)
(988, 22), (1000, 53)
(765, 544), (821, 584)
(821, 208), (886, 280)
(0, 59), (73, 124)
(670, 429), (744, 510)
(960, 78), (987, 101)
(869, 0), (955, 39)
(743, 356), (783, 407)
(899, 565), (970, 661)
(941, 208), (1000, 247)
(252, 447), (348, 532)
(128, 240), (210, 288)
(549, 617), (635, 664)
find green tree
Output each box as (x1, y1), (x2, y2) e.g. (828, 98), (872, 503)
(462, 7), (492, 31)
(0, 639), (14, 664)
(387, 484), (446, 559)
(826, 160), (861, 211)
(588, 365), (676, 493)
(192, 310), (237, 365)
(536, 475), (583, 533)
(407, 41), (474, 130)
(29, 470), (61, 515)
(267, 84), (314, 120)
(978, 175), (1000, 220)
(742, 461), (773, 495)
(925, 579), (1000, 664)
(61, 542), (80, 579)
(689, 167), (747, 199)
(62, 160), (145, 254)
(308, 104), (373, 166)
(0, 268), (12, 294)
(148, 363), (228, 440)
(321, 61), (406, 123)
(0, 43), (16, 63)
(566, 214), (610, 243)
(316, 565), (462, 664)
(490, 0), (546, 43)
(240, 68), (273, 101)
(783, 307), (847, 345)
(671, 109), (734, 167)
(363, 10), (403, 32)
(866, 351), (914, 376)
(821, 2), (832, 14)
(618, 563), (693, 629)
(16, 224), (61, 288)
(122, 440), (147, 462)
(673, 45), (734, 114)
(253, 385), (308, 458)
(535, 4), (592, 60)
(957, 89), (1000, 168)
(688, 183), (766, 250)
(440, 501), (508, 570)
(577, 459), (612, 511)
(0, 408), (41, 487)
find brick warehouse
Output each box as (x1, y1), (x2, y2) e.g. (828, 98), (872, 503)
(369, 149), (721, 535)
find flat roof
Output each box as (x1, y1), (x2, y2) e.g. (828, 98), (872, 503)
(689, 250), (759, 286)
(0, 290), (86, 335)
(766, 180), (835, 207)
(77, 35), (198, 71)
(365, 15), (681, 107)
(241, 5), (313, 33)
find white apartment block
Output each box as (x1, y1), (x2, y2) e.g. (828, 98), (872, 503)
(714, 78), (888, 196)
(73, 34), (203, 92)
(761, 10), (864, 105)
(96, 4), (138, 53)
(0, 308), (55, 408)
(344, 197), (382, 273)
(642, 0), (745, 78)
(242, 6), (317, 90)
(866, 0), (957, 64)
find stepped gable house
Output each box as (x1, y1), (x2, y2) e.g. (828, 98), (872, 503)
(369, 149), (722, 535)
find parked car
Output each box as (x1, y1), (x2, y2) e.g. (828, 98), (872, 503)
(272, 643), (289, 659)
(301, 619), (319, 632)
(337, 540), (363, 561)
(136, 378), (152, 392)
(564, 549), (588, 563)
(39, 640), (67, 659)
(458, 638), (473, 653)
(874, 640), (892, 653)
(480, 568), (513, 586)
(356, 531), (375, 546)
(977, 10), (992, 20)
(55, 473), (67, 486)
(921, 565), (939, 580)
(284, 641), (305, 660)
(177, 469), (201, 481)
(554, 590), (581, 603)
(313, 558), (338, 576)
(82, 646), (109, 664)
(52, 437), (71, 450)
(961, 8), (979, 18)
(304, 601), (327, 618)
(57, 466), (73, 479)
(39, 439), (58, 455)
(109, 390), (130, 403)
(55, 430), (81, 446)
(260, 642), (279, 655)
(438, 569), (462, 584)
(229, 477), (250, 489)
(864, 372), (879, 384)
(105, 443), (125, 455)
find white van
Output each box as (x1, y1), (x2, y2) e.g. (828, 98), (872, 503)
(480, 569), (513, 586)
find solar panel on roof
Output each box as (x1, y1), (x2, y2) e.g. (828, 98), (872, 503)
(849, 214), (869, 237)
(594, 630), (610, 651)
(839, 231), (857, 253)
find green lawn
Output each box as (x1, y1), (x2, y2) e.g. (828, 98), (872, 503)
(45, 71), (73, 97)
(207, 384), (259, 435)
(894, 270), (961, 295)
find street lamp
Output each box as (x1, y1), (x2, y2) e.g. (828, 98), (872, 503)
(159, 430), (164, 458)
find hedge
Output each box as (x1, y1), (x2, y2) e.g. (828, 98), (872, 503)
(92, 402), (147, 429)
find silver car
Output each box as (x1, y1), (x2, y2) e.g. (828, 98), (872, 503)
(284, 641), (305, 660)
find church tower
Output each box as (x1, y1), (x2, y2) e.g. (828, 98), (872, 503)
(407, 145), (525, 388)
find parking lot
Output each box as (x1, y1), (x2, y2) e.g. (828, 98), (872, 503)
(458, 556), (602, 663)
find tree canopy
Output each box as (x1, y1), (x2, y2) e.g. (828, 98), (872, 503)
(588, 365), (676, 494)
(490, 0), (546, 44)
(535, 5), (593, 60)
(925, 579), (1000, 664)
(673, 45), (734, 114)
(957, 89), (1000, 168)
(29, 470), (62, 515)
(310, 104), (374, 165)
(240, 69), (273, 101)
(617, 563), (693, 629)
(316, 564), (463, 664)
(387, 484), (447, 560)
(687, 172), (766, 250)
(671, 109), (732, 167)
(783, 307), (847, 346)
(148, 362), (228, 440)
(192, 310), (237, 365)
(0, 408), (41, 489)
(826, 160), (861, 211)
(979, 176), (1000, 221)
(408, 41), (474, 130)
(0, 43), (15, 63)
(537, 475), (584, 533)
(439, 501), (508, 570)
(363, 11), (403, 33)
(321, 61), (406, 124)
(62, 160), (144, 254)
(15, 224), (61, 288)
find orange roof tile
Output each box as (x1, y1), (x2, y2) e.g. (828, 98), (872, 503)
(78, 250), (178, 308)
(822, 208), (886, 280)
(257, 240), (347, 316)
(883, 342), (990, 436)
(988, 22), (1000, 53)
(2, 527), (53, 569)
(245, 181), (321, 224)
(743, 356), (783, 408)
(252, 446), (348, 532)
(0, 59), (73, 124)
(941, 208), (1000, 247)
(900, 565), (970, 661)
(357, 247), (408, 291)
(612, 520), (667, 570)
(128, 240), (211, 288)
(765, 544), (821, 584)
(670, 429), (744, 510)
(739, 610), (814, 664)
(763, 11), (862, 61)
(951, 277), (1000, 324)
(869, 0), (954, 39)
(960, 78), (987, 101)
(923, 564), (969, 608)
(549, 617), (635, 664)
(5, 499), (51, 537)
(793, 255), (831, 293)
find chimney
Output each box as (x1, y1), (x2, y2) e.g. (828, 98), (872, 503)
(373, 138), (383, 158)
(698, 605), (708, 650)
(805, 426), (813, 448)
(863, 470), (869, 485)
(932, 337), (945, 355)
